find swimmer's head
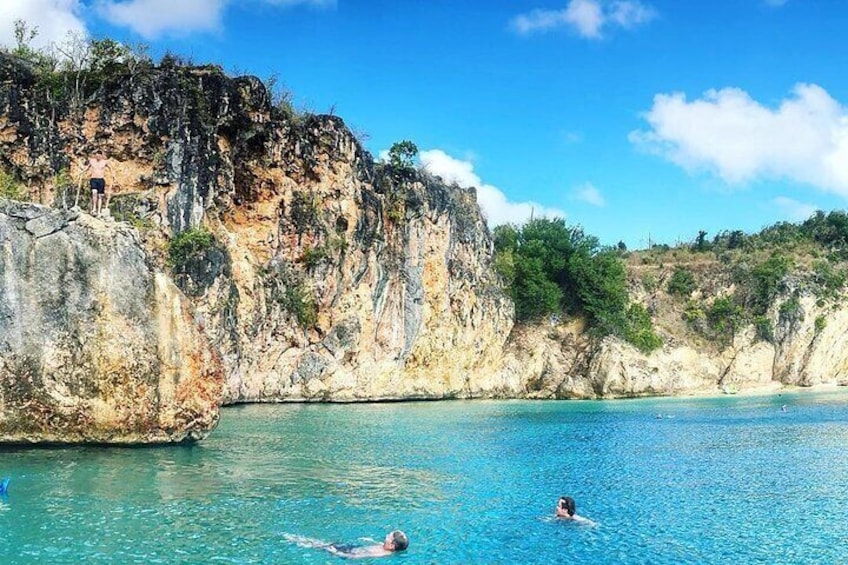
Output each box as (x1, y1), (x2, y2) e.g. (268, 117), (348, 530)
(383, 530), (409, 552)
(559, 496), (575, 517)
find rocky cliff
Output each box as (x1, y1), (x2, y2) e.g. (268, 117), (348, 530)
(496, 260), (848, 398)
(0, 53), (515, 445)
(0, 200), (222, 443)
(1, 53), (845, 444)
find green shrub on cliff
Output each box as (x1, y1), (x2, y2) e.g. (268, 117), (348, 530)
(624, 304), (663, 353)
(387, 140), (418, 170)
(667, 266), (696, 297)
(494, 217), (661, 350)
(2, 21), (152, 108)
(0, 170), (25, 201)
(168, 228), (214, 268)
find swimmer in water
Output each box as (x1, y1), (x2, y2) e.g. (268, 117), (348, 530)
(285, 530), (409, 559)
(556, 496), (596, 525)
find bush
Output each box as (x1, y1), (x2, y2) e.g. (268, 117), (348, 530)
(492, 218), (640, 340)
(754, 315), (774, 343)
(512, 256), (563, 320)
(778, 296), (803, 327)
(624, 303), (662, 353)
(748, 255), (791, 315)
(814, 315), (827, 334)
(812, 260), (846, 298)
(570, 247), (629, 337)
(706, 296), (744, 346)
(667, 267), (696, 297)
(641, 273), (658, 292)
(0, 170), (25, 201)
(387, 140), (418, 170)
(168, 228), (214, 268)
(301, 246), (328, 269)
(283, 284), (318, 328)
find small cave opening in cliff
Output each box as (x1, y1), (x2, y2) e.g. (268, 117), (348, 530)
(335, 216), (348, 234)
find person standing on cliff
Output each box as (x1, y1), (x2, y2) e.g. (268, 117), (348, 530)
(80, 152), (114, 217)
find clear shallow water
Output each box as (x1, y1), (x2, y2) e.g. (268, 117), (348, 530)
(1, 391), (847, 564)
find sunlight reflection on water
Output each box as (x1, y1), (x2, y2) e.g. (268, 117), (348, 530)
(0, 391), (846, 564)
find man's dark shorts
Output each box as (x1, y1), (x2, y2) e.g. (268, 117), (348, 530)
(90, 178), (106, 195)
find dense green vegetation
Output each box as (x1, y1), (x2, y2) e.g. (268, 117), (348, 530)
(2, 20), (153, 108)
(167, 227), (214, 268)
(0, 170), (25, 200)
(493, 218), (661, 352)
(495, 210), (848, 352)
(644, 210), (848, 347)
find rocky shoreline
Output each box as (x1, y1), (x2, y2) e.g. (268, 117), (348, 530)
(2, 54), (848, 444)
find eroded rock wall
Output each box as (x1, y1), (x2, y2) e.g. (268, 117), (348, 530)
(0, 54), (515, 413)
(2, 52), (846, 430)
(0, 201), (222, 443)
(496, 276), (848, 399)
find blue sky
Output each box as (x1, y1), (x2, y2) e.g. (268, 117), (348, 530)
(2, 0), (848, 249)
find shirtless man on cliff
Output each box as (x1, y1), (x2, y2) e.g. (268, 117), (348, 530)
(80, 152), (114, 216)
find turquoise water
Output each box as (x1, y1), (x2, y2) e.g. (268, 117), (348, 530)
(1, 391), (847, 564)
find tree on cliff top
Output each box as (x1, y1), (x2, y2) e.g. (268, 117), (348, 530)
(387, 140), (418, 170)
(2, 21), (152, 108)
(494, 217), (661, 352)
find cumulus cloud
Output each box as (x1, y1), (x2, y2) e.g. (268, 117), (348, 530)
(630, 84), (848, 196)
(95, 0), (333, 39)
(0, 0), (88, 49)
(772, 196), (816, 221)
(95, 0), (227, 38)
(510, 0), (656, 39)
(417, 149), (567, 226)
(572, 182), (605, 206)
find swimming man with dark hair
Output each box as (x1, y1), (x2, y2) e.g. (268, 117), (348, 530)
(556, 496), (596, 525)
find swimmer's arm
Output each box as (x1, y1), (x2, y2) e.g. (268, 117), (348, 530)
(335, 545), (392, 559)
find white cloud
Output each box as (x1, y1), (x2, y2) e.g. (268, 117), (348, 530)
(95, 0), (227, 38)
(510, 0), (655, 39)
(630, 84), (848, 196)
(95, 0), (333, 39)
(563, 0), (605, 38)
(418, 149), (567, 226)
(609, 0), (656, 28)
(572, 182), (605, 206)
(772, 196), (816, 221)
(764, 0), (788, 6)
(0, 0), (88, 50)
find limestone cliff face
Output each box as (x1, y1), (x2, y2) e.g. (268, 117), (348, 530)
(0, 54), (514, 417)
(496, 271), (848, 399)
(2, 52), (846, 433)
(0, 200), (222, 443)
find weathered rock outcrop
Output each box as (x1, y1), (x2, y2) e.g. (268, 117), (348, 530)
(1, 52), (846, 447)
(496, 273), (848, 398)
(0, 200), (222, 443)
(0, 53), (515, 427)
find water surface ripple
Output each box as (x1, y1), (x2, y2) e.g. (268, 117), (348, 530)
(1, 391), (847, 563)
